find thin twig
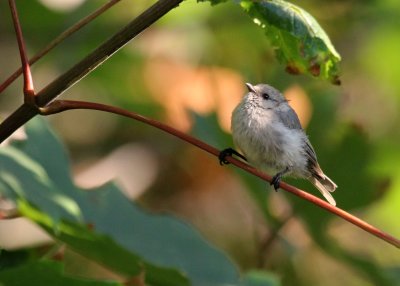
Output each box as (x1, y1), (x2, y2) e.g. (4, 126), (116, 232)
(0, 0), (122, 94)
(8, 0), (35, 102)
(0, 0), (184, 143)
(257, 211), (294, 267)
(0, 207), (20, 219)
(39, 99), (400, 249)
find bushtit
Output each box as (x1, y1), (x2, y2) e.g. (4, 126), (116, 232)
(220, 83), (337, 206)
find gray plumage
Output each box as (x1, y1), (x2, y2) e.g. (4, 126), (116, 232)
(231, 83), (337, 205)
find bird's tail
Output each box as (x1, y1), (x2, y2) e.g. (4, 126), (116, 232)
(310, 174), (338, 206)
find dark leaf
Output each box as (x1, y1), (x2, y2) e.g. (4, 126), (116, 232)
(0, 260), (123, 286)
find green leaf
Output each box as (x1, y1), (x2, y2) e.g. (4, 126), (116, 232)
(241, 0), (341, 83)
(199, 0), (341, 82)
(0, 117), (241, 286)
(233, 0), (340, 83)
(0, 146), (82, 223)
(0, 250), (30, 271)
(0, 260), (123, 286)
(17, 201), (144, 278)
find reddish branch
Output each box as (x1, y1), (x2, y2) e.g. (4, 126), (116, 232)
(8, 0), (35, 101)
(40, 99), (400, 249)
(0, 0), (122, 95)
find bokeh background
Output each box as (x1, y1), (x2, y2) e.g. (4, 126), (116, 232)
(1, 0), (400, 285)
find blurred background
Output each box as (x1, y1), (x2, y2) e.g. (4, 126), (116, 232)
(1, 0), (400, 285)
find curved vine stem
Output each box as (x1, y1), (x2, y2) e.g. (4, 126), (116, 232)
(39, 99), (400, 249)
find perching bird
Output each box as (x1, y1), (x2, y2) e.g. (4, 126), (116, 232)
(220, 83), (337, 206)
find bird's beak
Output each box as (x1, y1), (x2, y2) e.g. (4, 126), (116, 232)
(245, 83), (256, 93)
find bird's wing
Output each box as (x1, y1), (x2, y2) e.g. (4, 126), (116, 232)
(304, 140), (318, 167)
(276, 106), (302, 130)
(277, 106), (324, 176)
(304, 139), (325, 177)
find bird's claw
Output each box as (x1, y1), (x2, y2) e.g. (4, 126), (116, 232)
(270, 174), (281, 191)
(219, 148), (246, 165)
(270, 167), (290, 191)
(219, 148), (233, 165)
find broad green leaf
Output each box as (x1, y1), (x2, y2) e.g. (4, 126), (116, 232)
(240, 0), (341, 83)
(0, 146), (82, 223)
(17, 200), (187, 286)
(17, 201), (144, 277)
(0, 117), (240, 286)
(0, 260), (122, 286)
(0, 139), (184, 285)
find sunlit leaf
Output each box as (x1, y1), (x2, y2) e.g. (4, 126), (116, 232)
(199, 0), (341, 83)
(0, 146), (82, 223)
(17, 201), (144, 277)
(240, 0), (341, 83)
(17, 200), (187, 286)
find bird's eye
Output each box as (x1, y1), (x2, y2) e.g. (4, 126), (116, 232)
(262, 93), (270, 100)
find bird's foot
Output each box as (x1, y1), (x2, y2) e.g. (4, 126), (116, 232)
(270, 167), (290, 191)
(270, 173), (282, 191)
(219, 148), (247, 165)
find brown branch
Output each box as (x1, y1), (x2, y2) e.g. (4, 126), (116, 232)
(39, 99), (400, 249)
(0, 0), (183, 143)
(0, 0), (122, 95)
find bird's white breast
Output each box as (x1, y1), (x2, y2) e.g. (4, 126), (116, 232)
(231, 102), (308, 177)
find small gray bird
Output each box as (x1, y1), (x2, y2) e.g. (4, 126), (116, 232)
(220, 83), (337, 205)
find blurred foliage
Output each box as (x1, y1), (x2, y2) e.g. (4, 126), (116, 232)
(0, 0), (400, 285)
